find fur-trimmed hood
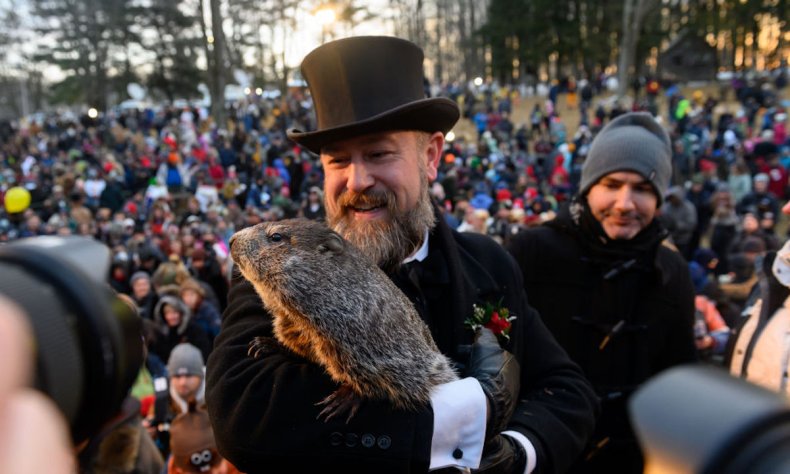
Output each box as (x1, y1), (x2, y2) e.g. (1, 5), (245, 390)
(153, 295), (193, 336)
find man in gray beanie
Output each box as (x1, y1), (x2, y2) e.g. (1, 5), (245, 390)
(144, 343), (207, 459)
(506, 111), (697, 473)
(578, 112), (673, 204)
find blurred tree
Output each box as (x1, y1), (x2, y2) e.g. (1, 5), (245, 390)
(136, 0), (203, 103)
(616, 0), (659, 98)
(195, 0), (228, 127)
(479, 0), (529, 85)
(30, 0), (140, 109)
(389, 0), (427, 50)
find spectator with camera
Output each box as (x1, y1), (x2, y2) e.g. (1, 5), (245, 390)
(0, 238), (165, 473)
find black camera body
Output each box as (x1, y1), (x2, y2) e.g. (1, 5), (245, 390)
(630, 365), (790, 474)
(0, 236), (143, 442)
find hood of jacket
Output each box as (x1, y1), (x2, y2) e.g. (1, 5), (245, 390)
(154, 294), (192, 335)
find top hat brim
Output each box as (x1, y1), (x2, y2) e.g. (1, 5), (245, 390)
(287, 97), (460, 154)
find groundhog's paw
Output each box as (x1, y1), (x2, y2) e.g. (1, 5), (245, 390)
(316, 384), (362, 424)
(247, 336), (279, 358)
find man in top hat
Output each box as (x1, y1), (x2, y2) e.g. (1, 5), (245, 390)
(506, 112), (697, 472)
(207, 36), (597, 474)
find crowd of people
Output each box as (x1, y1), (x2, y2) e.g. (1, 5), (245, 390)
(1, 33), (790, 472)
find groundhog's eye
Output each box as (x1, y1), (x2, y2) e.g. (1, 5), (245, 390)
(269, 233), (283, 242)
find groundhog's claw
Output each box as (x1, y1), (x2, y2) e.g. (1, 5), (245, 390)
(317, 384), (361, 424)
(247, 336), (278, 358)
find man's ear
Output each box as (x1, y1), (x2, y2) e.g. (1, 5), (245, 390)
(424, 131), (444, 182)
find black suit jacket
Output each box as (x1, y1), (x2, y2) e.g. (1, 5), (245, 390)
(206, 216), (598, 473)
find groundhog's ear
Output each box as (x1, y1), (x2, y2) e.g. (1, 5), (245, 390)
(318, 232), (344, 254)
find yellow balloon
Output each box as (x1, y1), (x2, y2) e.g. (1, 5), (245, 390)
(4, 186), (31, 213)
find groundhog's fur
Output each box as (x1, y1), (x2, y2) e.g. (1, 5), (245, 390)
(229, 218), (458, 411)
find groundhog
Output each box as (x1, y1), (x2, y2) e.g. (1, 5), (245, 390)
(229, 218), (459, 422)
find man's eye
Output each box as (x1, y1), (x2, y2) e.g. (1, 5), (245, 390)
(269, 233), (283, 242)
(370, 151), (391, 159)
(324, 156), (349, 166)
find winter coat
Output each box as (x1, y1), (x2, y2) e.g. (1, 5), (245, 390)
(729, 251), (790, 394)
(506, 203), (697, 473)
(206, 210), (598, 474)
(77, 397), (164, 474)
(150, 295), (212, 363)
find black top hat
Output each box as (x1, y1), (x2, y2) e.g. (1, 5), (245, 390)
(287, 36), (460, 154)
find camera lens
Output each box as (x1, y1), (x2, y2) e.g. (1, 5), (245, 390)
(0, 236), (143, 442)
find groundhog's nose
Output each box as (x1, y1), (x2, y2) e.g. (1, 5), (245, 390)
(228, 233), (239, 250)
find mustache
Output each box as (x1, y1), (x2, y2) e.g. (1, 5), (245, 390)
(602, 210), (643, 220)
(337, 189), (396, 210)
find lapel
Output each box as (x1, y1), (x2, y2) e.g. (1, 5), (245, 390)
(422, 212), (504, 361)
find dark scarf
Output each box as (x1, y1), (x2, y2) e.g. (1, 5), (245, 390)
(548, 196), (668, 278)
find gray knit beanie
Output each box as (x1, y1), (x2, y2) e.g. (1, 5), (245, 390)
(579, 112), (672, 204)
(167, 343), (205, 378)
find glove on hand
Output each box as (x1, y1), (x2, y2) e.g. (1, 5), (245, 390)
(466, 327), (520, 440)
(473, 434), (528, 474)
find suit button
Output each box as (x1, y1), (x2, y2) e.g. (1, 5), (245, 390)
(329, 432), (343, 446)
(361, 433), (375, 448)
(377, 435), (392, 450)
(345, 432), (359, 447)
(453, 448), (463, 459)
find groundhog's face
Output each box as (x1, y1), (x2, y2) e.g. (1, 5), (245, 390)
(229, 219), (346, 287)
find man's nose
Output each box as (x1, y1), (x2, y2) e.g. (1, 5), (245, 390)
(347, 163), (375, 192)
(613, 186), (636, 211)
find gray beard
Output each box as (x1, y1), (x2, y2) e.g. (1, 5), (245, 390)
(327, 184), (436, 272)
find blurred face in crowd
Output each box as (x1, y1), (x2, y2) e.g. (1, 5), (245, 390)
(181, 288), (202, 310)
(132, 277), (151, 299)
(191, 255), (205, 271)
(586, 171), (658, 240)
(170, 374), (202, 400)
(321, 130), (442, 270)
(163, 304), (183, 327)
(743, 213), (759, 233)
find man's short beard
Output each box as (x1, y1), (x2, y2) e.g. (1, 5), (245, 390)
(327, 173), (436, 272)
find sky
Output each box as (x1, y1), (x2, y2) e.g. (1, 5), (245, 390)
(0, 0), (397, 85)
(267, 1), (396, 69)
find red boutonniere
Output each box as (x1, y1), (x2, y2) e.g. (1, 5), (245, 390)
(465, 300), (516, 341)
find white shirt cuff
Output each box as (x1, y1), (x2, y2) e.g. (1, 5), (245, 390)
(502, 430), (537, 474)
(428, 377), (487, 470)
